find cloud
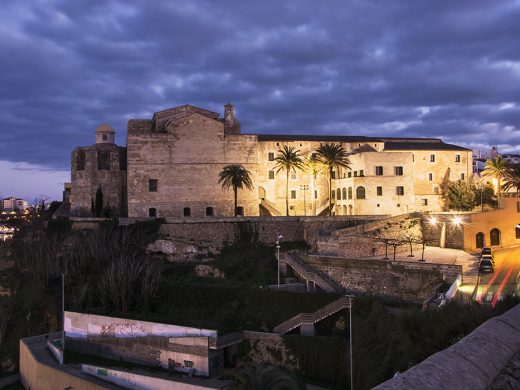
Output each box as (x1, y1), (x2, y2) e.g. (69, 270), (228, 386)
(1, 0), (520, 199)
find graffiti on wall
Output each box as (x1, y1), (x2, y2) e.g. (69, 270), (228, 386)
(100, 322), (145, 337)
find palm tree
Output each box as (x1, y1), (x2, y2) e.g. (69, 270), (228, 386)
(316, 143), (351, 216)
(218, 164), (254, 216)
(481, 156), (510, 208)
(222, 362), (302, 390)
(306, 155), (324, 215)
(502, 163), (520, 195)
(274, 145), (304, 216)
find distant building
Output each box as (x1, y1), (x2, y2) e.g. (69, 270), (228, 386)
(68, 103), (473, 218)
(1, 197), (28, 211)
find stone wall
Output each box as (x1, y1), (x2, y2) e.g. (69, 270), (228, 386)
(302, 254), (461, 303)
(421, 214), (465, 249)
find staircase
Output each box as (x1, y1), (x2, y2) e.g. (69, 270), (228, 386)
(316, 198), (332, 216)
(259, 199), (282, 216)
(273, 296), (353, 334)
(281, 252), (344, 294)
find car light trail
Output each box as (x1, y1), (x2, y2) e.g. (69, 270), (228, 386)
(477, 265), (503, 304)
(491, 266), (514, 308)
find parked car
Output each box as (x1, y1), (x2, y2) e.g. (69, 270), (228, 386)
(481, 247), (494, 256)
(480, 253), (495, 266)
(479, 258), (494, 273)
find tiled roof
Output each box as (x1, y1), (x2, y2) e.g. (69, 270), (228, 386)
(255, 134), (383, 142)
(383, 141), (471, 151)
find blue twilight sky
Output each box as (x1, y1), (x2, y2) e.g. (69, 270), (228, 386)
(1, 0), (520, 201)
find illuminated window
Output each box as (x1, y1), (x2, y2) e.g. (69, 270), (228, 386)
(348, 187), (352, 199)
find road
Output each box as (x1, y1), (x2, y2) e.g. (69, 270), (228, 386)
(475, 246), (520, 307)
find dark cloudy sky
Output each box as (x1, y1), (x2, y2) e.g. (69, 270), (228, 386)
(1, 0), (520, 200)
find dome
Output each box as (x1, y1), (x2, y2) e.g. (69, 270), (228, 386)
(95, 123), (115, 133)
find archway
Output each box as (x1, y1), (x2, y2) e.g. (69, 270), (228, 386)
(348, 204), (353, 215)
(490, 228), (500, 246)
(476, 232), (485, 249)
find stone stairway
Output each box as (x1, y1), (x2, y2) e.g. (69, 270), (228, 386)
(281, 251), (344, 294)
(273, 296), (353, 335)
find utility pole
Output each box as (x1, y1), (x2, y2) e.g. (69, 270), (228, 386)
(61, 272), (65, 364)
(300, 184), (309, 216)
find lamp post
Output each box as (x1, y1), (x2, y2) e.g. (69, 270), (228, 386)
(300, 185), (309, 216)
(276, 234), (283, 288)
(345, 294), (354, 390)
(61, 272), (65, 364)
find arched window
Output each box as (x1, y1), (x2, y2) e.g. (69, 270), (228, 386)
(148, 208), (157, 217)
(356, 186), (366, 199)
(516, 226), (520, 239)
(206, 207), (214, 217)
(342, 188), (347, 199)
(236, 206), (244, 216)
(337, 188), (341, 200)
(183, 207), (191, 217)
(348, 187), (352, 200)
(332, 190), (335, 200)
(490, 228), (500, 246)
(476, 232), (484, 248)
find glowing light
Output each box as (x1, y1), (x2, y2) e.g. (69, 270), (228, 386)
(429, 216), (438, 225)
(452, 216), (463, 226)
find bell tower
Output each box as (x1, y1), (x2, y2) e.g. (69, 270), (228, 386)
(95, 123), (115, 144)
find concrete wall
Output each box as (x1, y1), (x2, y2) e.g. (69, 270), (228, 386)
(374, 303), (520, 389)
(302, 254), (461, 303)
(65, 311), (219, 377)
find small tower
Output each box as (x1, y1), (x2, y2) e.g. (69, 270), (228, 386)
(95, 123), (115, 144)
(224, 102), (241, 134)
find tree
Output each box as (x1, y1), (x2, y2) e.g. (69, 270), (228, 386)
(306, 155), (324, 215)
(447, 181), (476, 211)
(273, 146), (304, 216)
(315, 143), (351, 216)
(95, 187), (103, 217)
(481, 156), (510, 208)
(218, 164), (254, 217)
(503, 163), (520, 195)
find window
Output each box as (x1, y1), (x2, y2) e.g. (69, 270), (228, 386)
(148, 208), (157, 217)
(517, 201), (520, 212)
(375, 166), (383, 176)
(461, 173), (465, 180)
(455, 155), (460, 162)
(291, 190), (297, 199)
(348, 172), (352, 178)
(291, 172), (297, 180)
(421, 199), (428, 206)
(337, 188), (341, 200)
(98, 151), (110, 170)
(102, 134), (108, 141)
(430, 154), (435, 162)
(342, 188), (347, 199)
(314, 190), (318, 199)
(268, 152), (275, 161)
(76, 149), (86, 171)
(149, 179), (158, 192)
(331, 171), (336, 179)
(377, 186), (382, 196)
(396, 186), (404, 196)
(354, 171), (358, 177)
(236, 206), (244, 216)
(276, 142), (279, 146)
(359, 170), (364, 177)
(206, 207), (214, 216)
(311, 153), (317, 159)
(348, 187), (352, 199)
(434, 186), (439, 194)
(394, 166), (403, 176)
(332, 190), (335, 200)
(269, 170), (275, 179)
(516, 226), (520, 239)
(183, 207), (191, 217)
(356, 186), (366, 199)
(428, 173), (433, 181)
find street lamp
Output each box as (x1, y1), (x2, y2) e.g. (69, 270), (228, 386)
(300, 185), (309, 216)
(276, 234), (283, 288)
(345, 294), (355, 390)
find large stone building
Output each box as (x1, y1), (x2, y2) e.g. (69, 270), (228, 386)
(69, 103), (472, 218)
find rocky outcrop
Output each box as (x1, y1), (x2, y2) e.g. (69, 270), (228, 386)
(194, 265), (225, 278)
(146, 239), (220, 262)
(489, 351), (520, 390)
